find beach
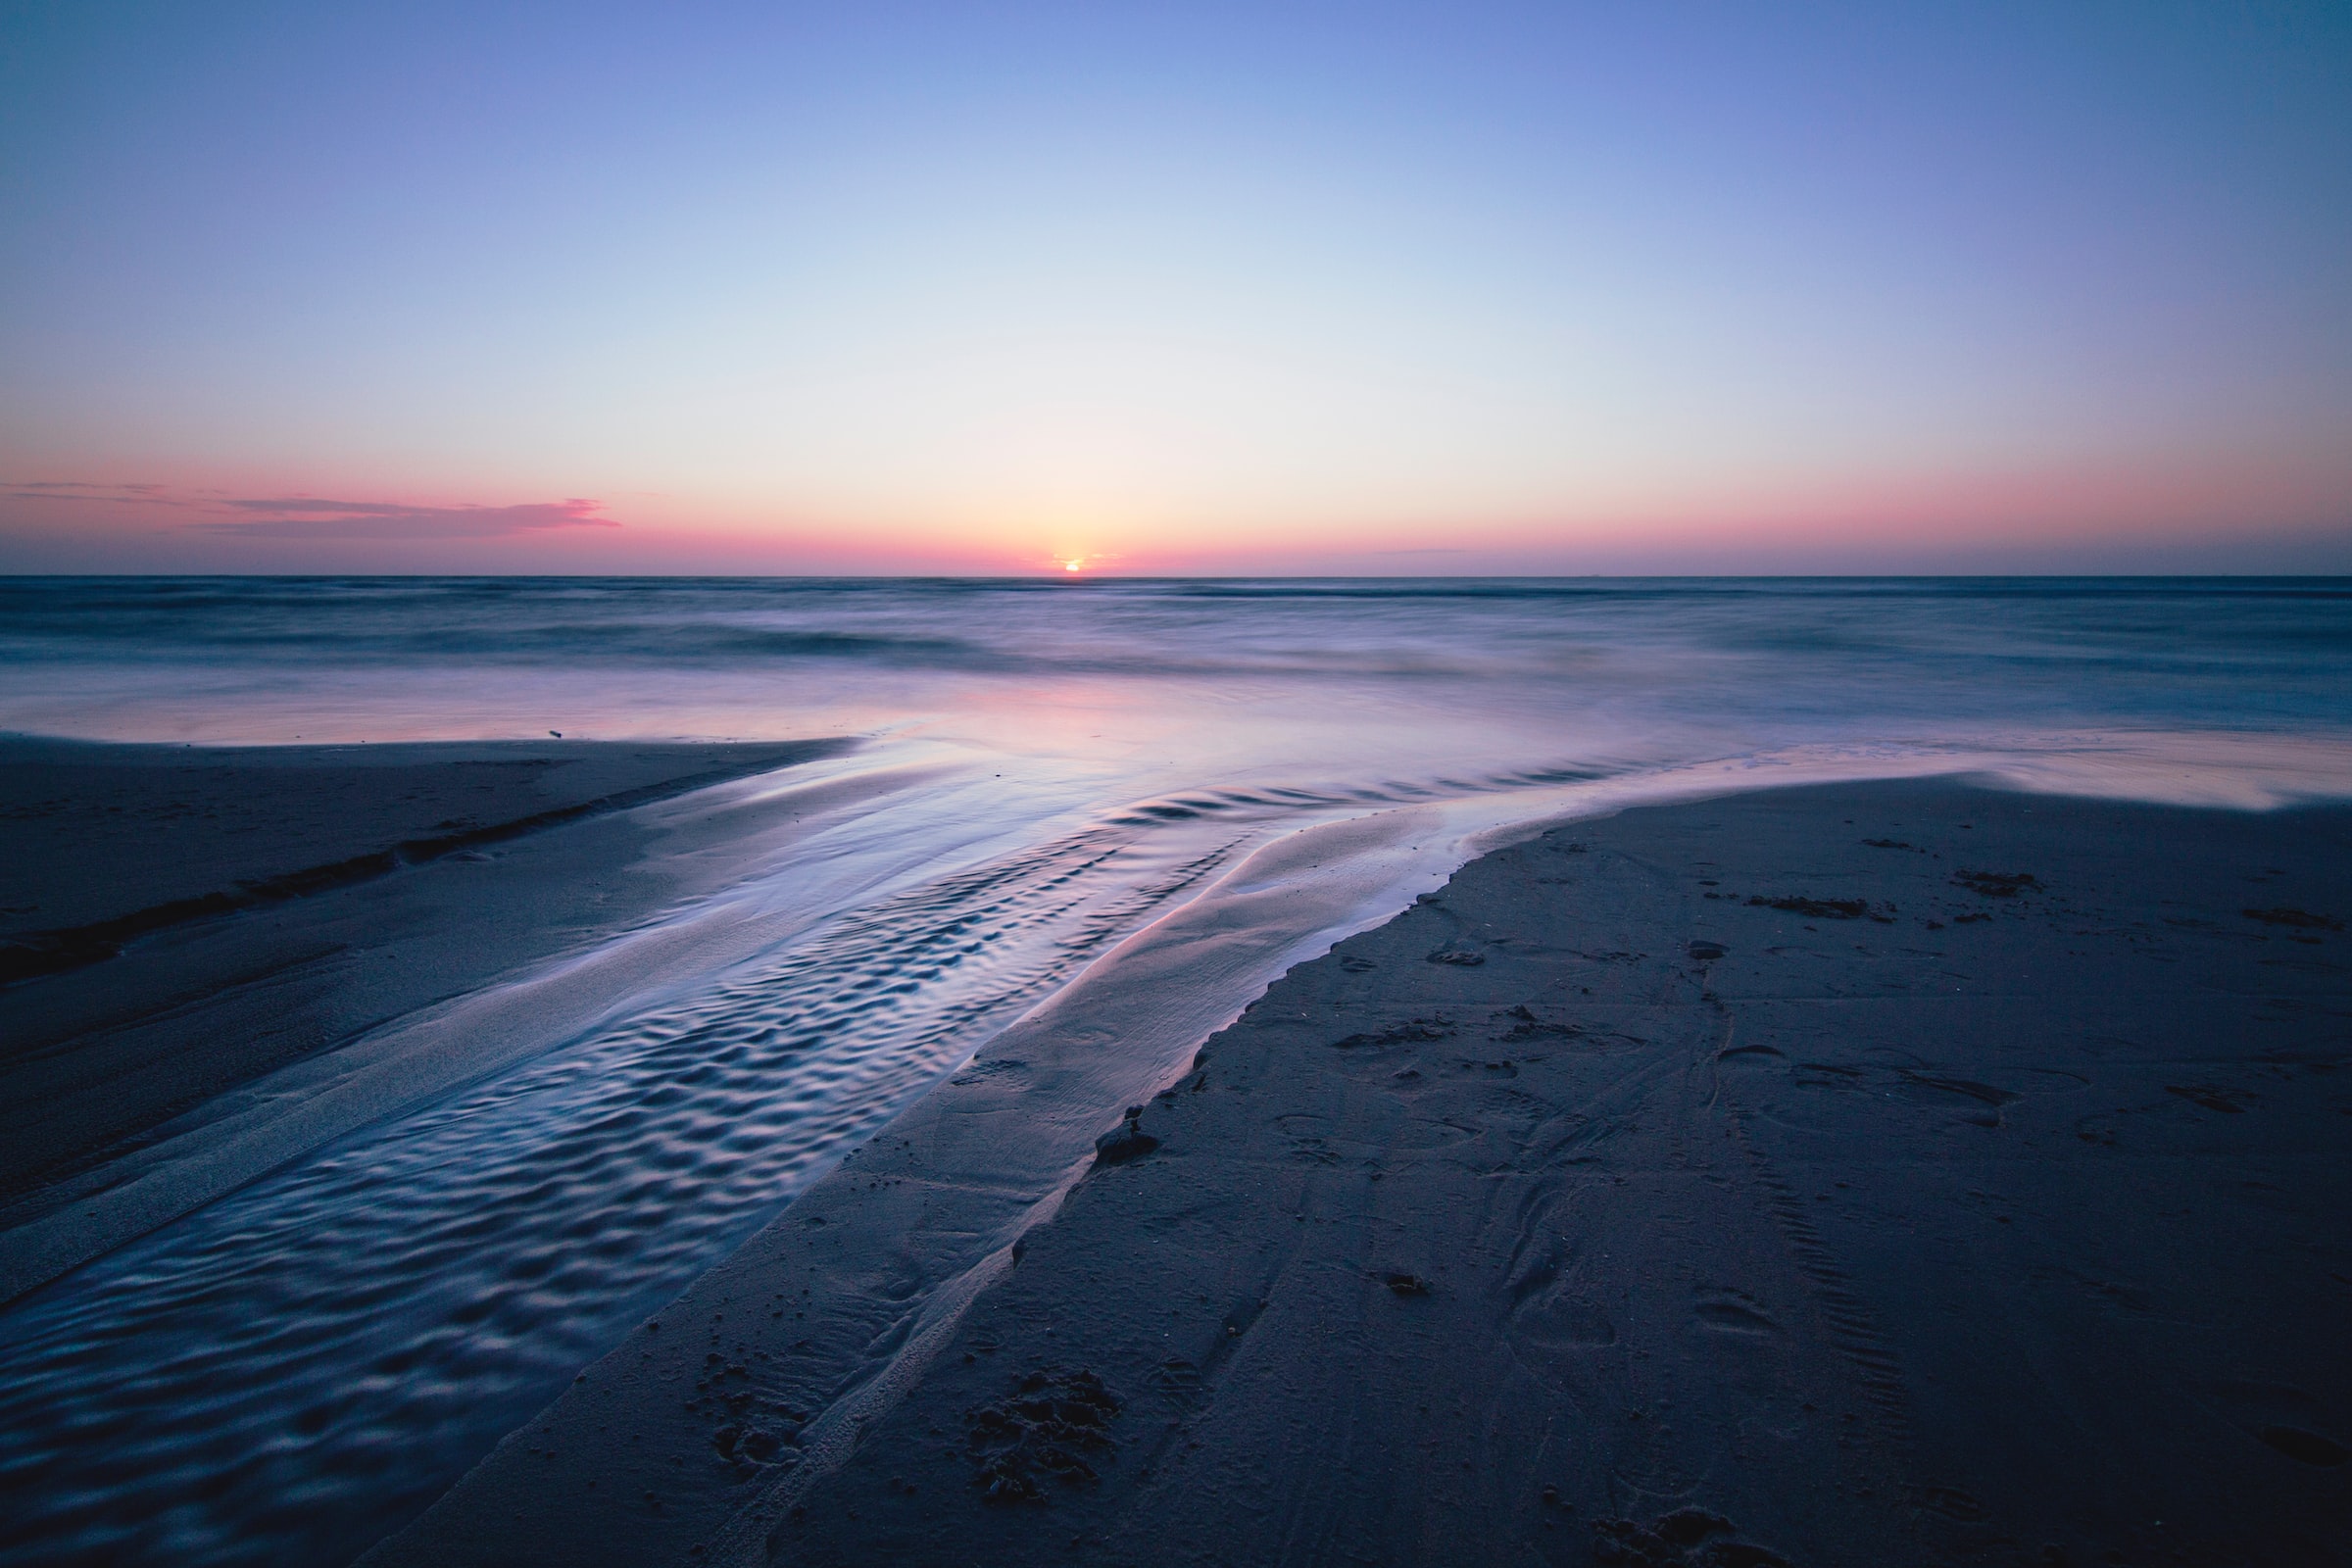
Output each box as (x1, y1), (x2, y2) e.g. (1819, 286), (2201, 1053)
(373, 778), (2352, 1568)
(3, 578), (2349, 1566)
(8, 0), (2352, 1553)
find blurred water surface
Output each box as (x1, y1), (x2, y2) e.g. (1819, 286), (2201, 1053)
(7, 576), (2351, 757)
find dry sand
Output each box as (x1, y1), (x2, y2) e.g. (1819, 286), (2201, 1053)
(391, 779), (2351, 1568)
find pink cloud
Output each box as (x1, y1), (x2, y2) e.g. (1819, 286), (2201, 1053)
(197, 496), (617, 538)
(2, 481), (176, 503)
(2, 482), (621, 540)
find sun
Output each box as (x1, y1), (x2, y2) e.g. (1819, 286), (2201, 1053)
(1061, 558), (1085, 572)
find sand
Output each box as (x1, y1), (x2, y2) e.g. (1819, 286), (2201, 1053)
(0, 736), (852, 1301)
(13, 764), (2349, 1565)
(380, 779), (2352, 1568)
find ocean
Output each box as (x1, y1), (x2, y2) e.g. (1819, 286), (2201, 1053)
(2, 575), (2349, 1564)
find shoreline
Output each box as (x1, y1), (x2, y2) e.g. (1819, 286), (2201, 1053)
(385, 778), (2352, 1567)
(0, 737), (858, 989)
(0, 736), (855, 1300)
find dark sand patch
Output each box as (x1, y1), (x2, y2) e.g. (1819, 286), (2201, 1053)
(380, 781), (2352, 1568)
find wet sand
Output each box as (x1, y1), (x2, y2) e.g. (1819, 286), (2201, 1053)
(387, 779), (2351, 1568)
(0, 736), (853, 1302)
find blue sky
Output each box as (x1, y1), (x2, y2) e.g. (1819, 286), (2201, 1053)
(3, 1), (2347, 571)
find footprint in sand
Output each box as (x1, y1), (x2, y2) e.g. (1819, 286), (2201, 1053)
(1509, 1290), (1618, 1350)
(1692, 1286), (1782, 1337)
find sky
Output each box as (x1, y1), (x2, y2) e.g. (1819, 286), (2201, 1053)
(2, 0), (2348, 574)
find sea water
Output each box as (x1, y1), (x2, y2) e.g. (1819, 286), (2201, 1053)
(0, 576), (2347, 1564)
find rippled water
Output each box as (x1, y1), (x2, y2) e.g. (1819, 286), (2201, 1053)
(1, 576), (2348, 1566)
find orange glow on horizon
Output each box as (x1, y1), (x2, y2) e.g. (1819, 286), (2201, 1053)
(4, 444), (2347, 575)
